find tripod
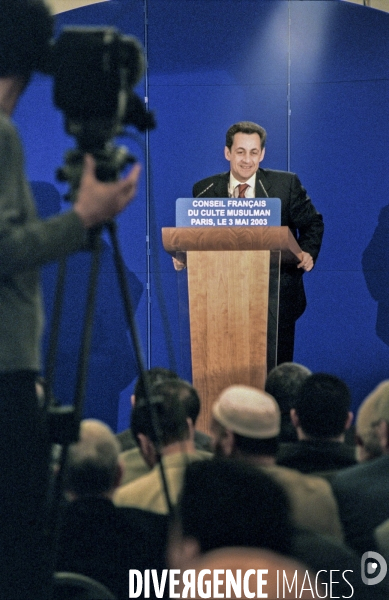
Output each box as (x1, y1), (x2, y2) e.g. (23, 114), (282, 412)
(42, 156), (173, 599)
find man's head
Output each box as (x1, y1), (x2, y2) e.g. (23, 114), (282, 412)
(131, 378), (190, 466)
(177, 382), (201, 427)
(169, 458), (292, 568)
(171, 546), (316, 600)
(265, 362), (312, 441)
(224, 121), (266, 183)
(63, 419), (122, 499)
(133, 367), (178, 403)
(134, 370), (201, 428)
(0, 0), (53, 78)
(356, 380), (389, 461)
(225, 121), (267, 150)
(265, 362), (312, 414)
(210, 385), (280, 459)
(291, 373), (352, 441)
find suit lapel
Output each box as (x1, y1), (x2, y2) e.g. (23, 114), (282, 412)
(214, 173), (229, 197)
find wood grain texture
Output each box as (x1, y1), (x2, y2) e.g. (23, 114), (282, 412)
(187, 250), (270, 433)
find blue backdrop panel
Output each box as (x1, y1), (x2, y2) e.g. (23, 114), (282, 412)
(290, 1), (389, 407)
(291, 1), (389, 84)
(295, 270), (389, 415)
(147, 0), (289, 85)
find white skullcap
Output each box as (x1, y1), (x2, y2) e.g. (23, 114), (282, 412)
(212, 385), (280, 439)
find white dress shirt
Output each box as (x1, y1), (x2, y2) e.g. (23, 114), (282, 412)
(228, 173), (256, 198)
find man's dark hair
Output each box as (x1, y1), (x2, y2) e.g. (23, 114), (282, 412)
(133, 367), (178, 402)
(177, 459), (292, 555)
(265, 362), (312, 443)
(135, 370), (201, 425)
(225, 121), (267, 150)
(131, 379), (189, 447)
(0, 0), (53, 77)
(176, 379), (201, 425)
(295, 372), (351, 438)
(265, 362), (312, 414)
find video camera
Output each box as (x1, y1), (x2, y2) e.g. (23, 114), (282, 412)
(42, 27), (155, 196)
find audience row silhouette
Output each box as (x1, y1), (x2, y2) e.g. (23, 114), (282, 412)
(47, 365), (389, 598)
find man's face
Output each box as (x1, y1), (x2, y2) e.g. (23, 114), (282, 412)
(224, 132), (265, 183)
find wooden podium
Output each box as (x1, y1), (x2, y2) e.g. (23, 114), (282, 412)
(162, 226), (302, 433)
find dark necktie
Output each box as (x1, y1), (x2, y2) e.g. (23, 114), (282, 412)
(237, 183), (249, 198)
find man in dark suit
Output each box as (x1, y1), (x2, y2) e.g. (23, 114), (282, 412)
(277, 372), (356, 476)
(57, 419), (169, 600)
(190, 121), (324, 364)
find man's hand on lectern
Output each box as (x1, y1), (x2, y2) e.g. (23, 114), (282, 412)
(297, 251), (314, 272)
(172, 252), (187, 271)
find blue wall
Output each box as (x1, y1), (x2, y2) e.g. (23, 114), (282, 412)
(14, 0), (389, 428)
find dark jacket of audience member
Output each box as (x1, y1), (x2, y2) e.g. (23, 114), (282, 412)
(277, 372), (356, 477)
(331, 382), (389, 556)
(168, 459), (388, 600)
(56, 419), (169, 599)
(169, 458), (294, 562)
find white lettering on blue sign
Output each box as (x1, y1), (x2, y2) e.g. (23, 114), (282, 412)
(176, 198), (281, 227)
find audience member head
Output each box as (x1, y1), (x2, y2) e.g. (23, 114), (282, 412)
(225, 121), (267, 150)
(63, 419), (122, 500)
(133, 367), (178, 402)
(290, 372), (353, 441)
(265, 362), (311, 442)
(131, 378), (190, 466)
(171, 546), (315, 600)
(356, 380), (389, 461)
(134, 370), (202, 429)
(210, 385), (280, 461)
(0, 0), (53, 78)
(169, 458), (292, 569)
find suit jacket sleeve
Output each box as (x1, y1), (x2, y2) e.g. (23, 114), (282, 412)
(287, 173), (324, 262)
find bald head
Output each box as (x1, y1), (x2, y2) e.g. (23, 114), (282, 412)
(64, 419), (122, 498)
(356, 380), (389, 460)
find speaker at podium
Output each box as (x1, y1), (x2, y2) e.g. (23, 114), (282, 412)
(162, 197), (301, 433)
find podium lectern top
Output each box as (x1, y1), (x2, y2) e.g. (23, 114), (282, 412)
(162, 226), (301, 264)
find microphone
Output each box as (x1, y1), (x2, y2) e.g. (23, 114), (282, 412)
(195, 182), (214, 198)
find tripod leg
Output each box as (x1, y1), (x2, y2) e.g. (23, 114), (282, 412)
(106, 220), (173, 514)
(44, 229), (104, 599)
(72, 228), (103, 425)
(106, 220), (146, 376)
(45, 257), (68, 409)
